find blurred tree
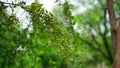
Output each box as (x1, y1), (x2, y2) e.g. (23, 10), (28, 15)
(52, 0), (120, 68)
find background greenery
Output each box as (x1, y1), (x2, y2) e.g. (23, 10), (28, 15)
(0, 0), (120, 68)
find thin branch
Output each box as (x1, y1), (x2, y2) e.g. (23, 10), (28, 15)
(0, 1), (26, 9)
(0, 1), (19, 6)
(79, 37), (108, 59)
(91, 34), (101, 48)
(103, 9), (108, 36)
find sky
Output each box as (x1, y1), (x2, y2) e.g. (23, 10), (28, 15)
(38, 0), (56, 11)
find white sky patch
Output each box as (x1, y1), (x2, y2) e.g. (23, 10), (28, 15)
(17, 45), (26, 51)
(72, 6), (87, 15)
(38, 0), (56, 11)
(74, 23), (85, 34)
(6, 6), (31, 29)
(70, 0), (88, 15)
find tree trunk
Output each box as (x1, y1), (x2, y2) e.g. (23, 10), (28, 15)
(107, 0), (120, 68)
(112, 20), (120, 68)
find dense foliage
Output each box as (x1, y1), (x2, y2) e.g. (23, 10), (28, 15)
(0, 1), (73, 68)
